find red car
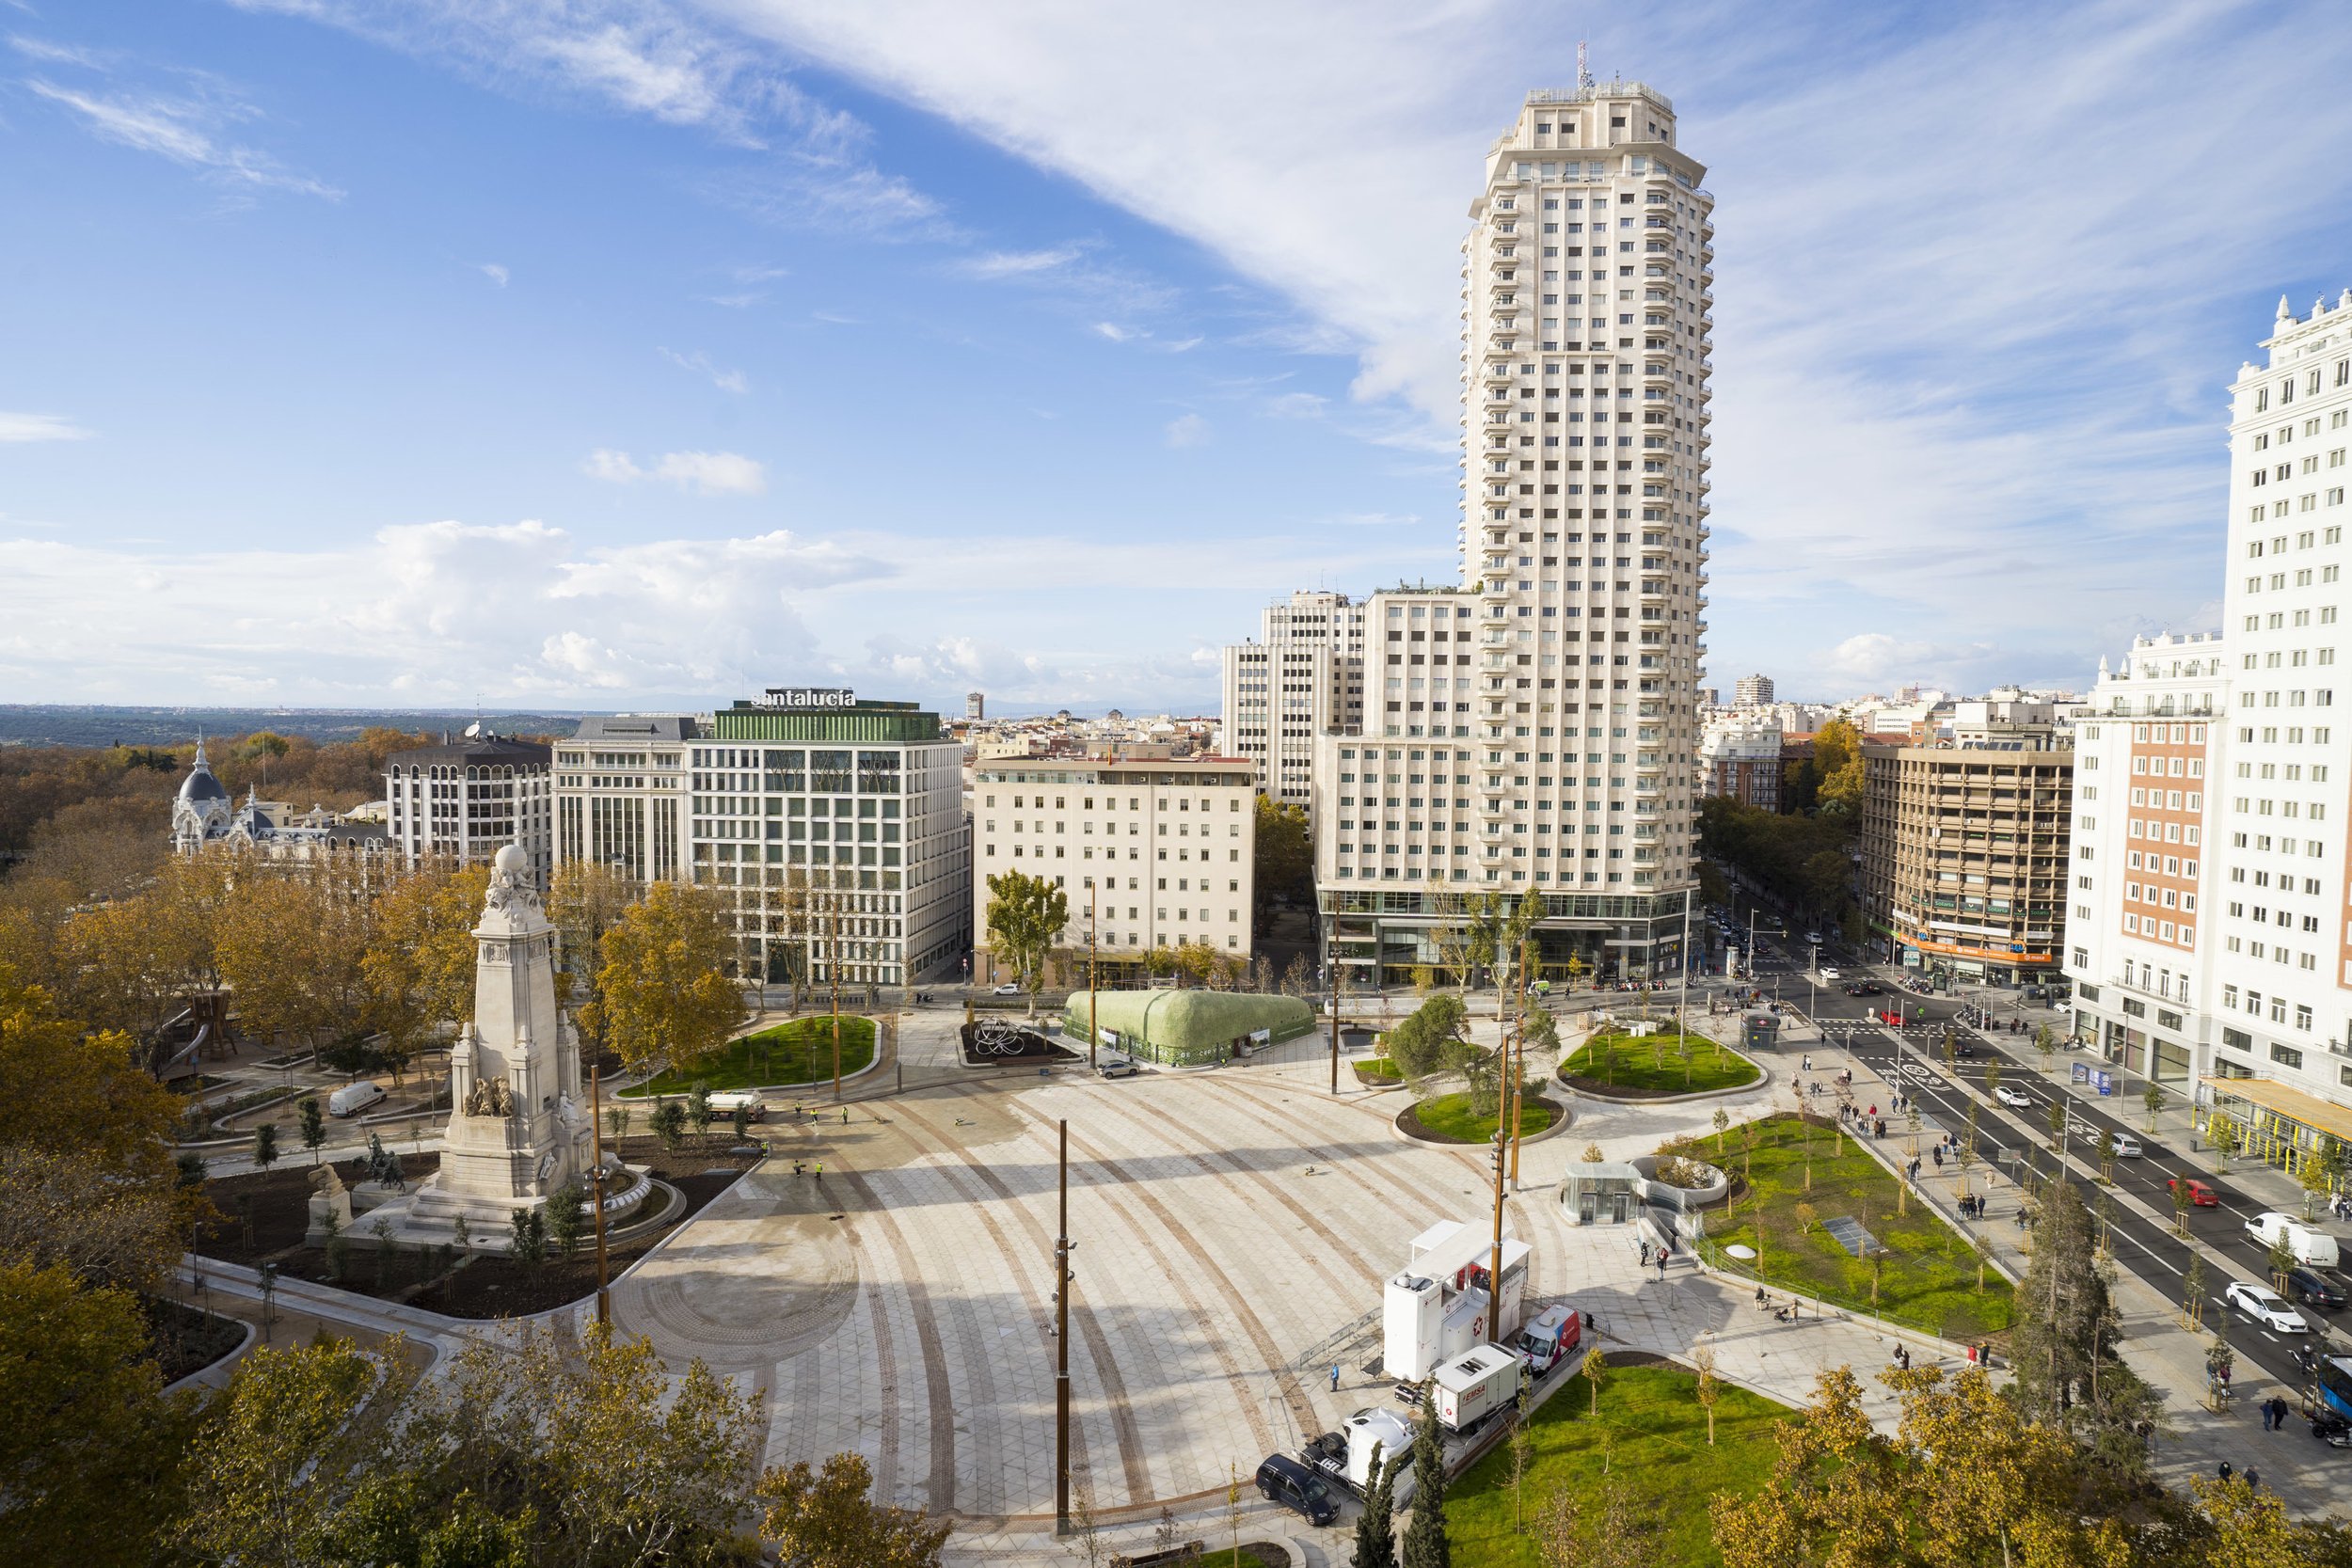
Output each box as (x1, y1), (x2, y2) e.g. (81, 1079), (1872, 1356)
(2170, 1177), (2220, 1208)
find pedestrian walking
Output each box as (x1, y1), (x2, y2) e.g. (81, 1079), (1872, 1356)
(1803, 1053), (1812, 1071)
(2217, 1461), (2233, 1482)
(1657, 1256), (1668, 1283)
(814, 1160), (824, 1180)
(1329, 1363), (1342, 1393)
(2262, 1399), (2276, 1432)
(1755, 1285), (1768, 1311)
(2245, 1468), (2261, 1489)
(843, 1109), (850, 1125)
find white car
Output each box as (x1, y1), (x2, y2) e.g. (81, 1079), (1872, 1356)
(1096, 1052), (1138, 1079)
(1994, 1085), (2034, 1110)
(1819, 967), (1841, 982)
(2108, 1132), (2143, 1158)
(992, 982), (1023, 996)
(2225, 1279), (2310, 1334)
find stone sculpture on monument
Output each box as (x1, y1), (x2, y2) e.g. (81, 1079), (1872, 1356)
(405, 842), (595, 1242)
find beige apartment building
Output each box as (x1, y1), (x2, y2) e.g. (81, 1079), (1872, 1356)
(971, 755), (1256, 980)
(1860, 742), (2074, 986)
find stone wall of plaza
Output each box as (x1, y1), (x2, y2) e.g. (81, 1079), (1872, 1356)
(1859, 743), (2073, 987)
(685, 701), (968, 989)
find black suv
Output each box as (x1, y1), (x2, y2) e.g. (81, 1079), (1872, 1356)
(1842, 981), (1884, 997)
(2287, 1266), (2347, 1311)
(1254, 1454), (1339, 1526)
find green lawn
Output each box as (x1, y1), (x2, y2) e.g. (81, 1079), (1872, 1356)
(1447, 1363), (1789, 1567)
(621, 1015), (877, 1098)
(1561, 1029), (1758, 1094)
(1355, 1056), (1405, 1081)
(1701, 1113), (2012, 1339)
(1413, 1091), (1557, 1144)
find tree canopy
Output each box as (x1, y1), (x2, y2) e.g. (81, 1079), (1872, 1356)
(984, 870), (1067, 1003)
(580, 880), (743, 1074)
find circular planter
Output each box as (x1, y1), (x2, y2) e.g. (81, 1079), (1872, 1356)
(1628, 1152), (1730, 1209)
(1394, 1094), (1569, 1148)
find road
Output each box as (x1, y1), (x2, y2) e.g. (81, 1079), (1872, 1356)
(1741, 927), (2340, 1402)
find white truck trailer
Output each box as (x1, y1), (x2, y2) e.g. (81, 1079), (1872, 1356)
(1431, 1343), (1524, 1435)
(1382, 1221), (1532, 1381)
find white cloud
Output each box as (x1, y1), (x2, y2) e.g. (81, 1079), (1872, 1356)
(0, 515), (1439, 707)
(582, 447), (767, 495)
(26, 77), (342, 198)
(477, 261), (510, 286)
(658, 346), (749, 393)
(1091, 321), (1135, 342)
(1263, 391), (1327, 420)
(1163, 413), (1210, 448)
(957, 245), (1084, 279)
(0, 412), (94, 443)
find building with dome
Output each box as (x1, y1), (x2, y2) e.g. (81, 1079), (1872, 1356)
(168, 736), (393, 866)
(168, 736), (234, 851)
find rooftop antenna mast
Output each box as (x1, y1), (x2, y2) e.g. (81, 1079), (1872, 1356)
(1578, 40), (1593, 93)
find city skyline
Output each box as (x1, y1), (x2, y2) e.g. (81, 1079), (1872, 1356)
(7, 2), (2352, 713)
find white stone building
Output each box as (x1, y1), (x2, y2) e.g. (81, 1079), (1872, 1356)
(1311, 79), (1712, 986)
(385, 726), (554, 885)
(972, 755), (1257, 976)
(552, 715), (697, 884)
(2065, 632), (2228, 1090)
(2064, 291), (2352, 1177)
(688, 691), (967, 989)
(1220, 590), (1369, 812)
(1733, 673), (1773, 706)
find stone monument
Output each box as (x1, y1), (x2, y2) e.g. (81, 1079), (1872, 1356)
(407, 843), (595, 1240)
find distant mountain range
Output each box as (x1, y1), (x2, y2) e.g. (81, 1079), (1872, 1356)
(0, 705), (592, 749)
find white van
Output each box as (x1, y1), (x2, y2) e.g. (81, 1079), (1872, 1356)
(2246, 1211), (2342, 1269)
(704, 1091), (765, 1121)
(327, 1081), (386, 1118)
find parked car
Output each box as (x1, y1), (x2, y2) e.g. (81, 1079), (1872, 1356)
(327, 1081), (386, 1118)
(2312, 1414), (2352, 1448)
(1994, 1085), (2034, 1110)
(2285, 1265), (2346, 1311)
(1842, 981), (1884, 997)
(992, 982), (1023, 996)
(2224, 1279), (2309, 1334)
(2170, 1176), (2221, 1208)
(1095, 1052), (1138, 1079)
(2107, 1132), (2143, 1159)
(1253, 1454), (1339, 1527)
(1804, 931), (1823, 946)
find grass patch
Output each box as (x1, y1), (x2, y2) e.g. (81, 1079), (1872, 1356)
(1702, 1113), (2013, 1340)
(1355, 1056), (1404, 1081)
(1411, 1091), (1557, 1144)
(1193, 1549), (1284, 1568)
(622, 1014), (877, 1098)
(1448, 1363), (1788, 1567)
(1562, 1029), (1757, 1094)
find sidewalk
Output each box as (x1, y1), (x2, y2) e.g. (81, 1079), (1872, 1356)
(1795, 1017), (2344, 1520)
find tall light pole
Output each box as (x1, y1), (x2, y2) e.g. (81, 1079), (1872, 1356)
(1053, 1117), (1073, 1535)
(1086, 882), (1099, 1069)
(589, 1067), (612, 1326)
(1676, 886), (1692, 1040)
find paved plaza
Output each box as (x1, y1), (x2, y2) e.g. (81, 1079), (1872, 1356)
(577, 1006), (1959, 1560)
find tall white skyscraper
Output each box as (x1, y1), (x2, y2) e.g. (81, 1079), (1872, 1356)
(2067, 291), (2352, 1180)
(1313, 79), (1713, 985)
(1221, 590), (1369, 811)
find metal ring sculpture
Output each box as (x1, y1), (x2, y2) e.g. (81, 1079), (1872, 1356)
(973, 1017), (1029, 1056)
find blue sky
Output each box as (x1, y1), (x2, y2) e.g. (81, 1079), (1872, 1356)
(5, 1), (2350, 714)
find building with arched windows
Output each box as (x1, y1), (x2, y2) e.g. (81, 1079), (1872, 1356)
(384, 724), (554, 885)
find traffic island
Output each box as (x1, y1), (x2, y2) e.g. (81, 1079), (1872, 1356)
(1396, 1091), (1565, 1146)
(1560, 1026), (1763, 1101)
(621, 1015), (878, 1097)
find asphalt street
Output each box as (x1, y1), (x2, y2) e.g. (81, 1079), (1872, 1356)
(1738, 927), (2344, 1402)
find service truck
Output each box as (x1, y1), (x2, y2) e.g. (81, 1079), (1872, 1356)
(1298, 1408), (1420, 1510)
(2246, 1212), (2342, 1269)
(1431, 1344), (1524, 1434)
(1516, 1303), (1581, 1375)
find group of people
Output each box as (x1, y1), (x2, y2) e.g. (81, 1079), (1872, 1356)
(1956, 1192), (1988, 1219)
(1636, 1235), (1677, 1281)
(2258, 1394), (2298, 1433)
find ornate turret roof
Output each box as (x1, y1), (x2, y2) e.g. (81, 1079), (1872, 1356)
(178, 736), (230, 805)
